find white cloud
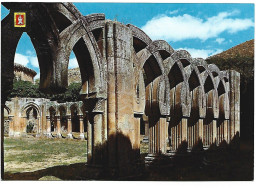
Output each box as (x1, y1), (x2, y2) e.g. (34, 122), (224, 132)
(14, 53), (39, 68)
(68, 58), (79, 69)
(177, 48), (223, 59)
(167, 10), (179, 15)
(29, 56), (39, 68)
(26, 50), (34, 56)
(34, 73), (40, 79)
(141, 11), (254, 42)
(14, 53), (29, 66)
(216, 38), (225, 44)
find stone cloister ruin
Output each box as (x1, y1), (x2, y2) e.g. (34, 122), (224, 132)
(1, 3), (240, 174)
(4, 98), (86, 139)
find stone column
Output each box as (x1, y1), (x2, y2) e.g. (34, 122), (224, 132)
(20, 117), (27, 137)
(229, 70), (240, 140)
(86, 112), (93, 163)
(148, 116), (167, 154)
(142, 115), (149, 142)
(86, 111), (104, 164)
(106, 21), (117, 167)
(92, 112), (103, 164)
(212, 119), (217, 144)
(198, 119), (203, 142)
(159, 117), (167, 154)
(133, 114), (141, 155)
(105, 21), (137, 172)
(67, 115), (73, 139)
(46, 115), (52, 138)
(224, 119), (229, 143)
(56, 116), (62, 138)
(181, 118), (188, 143)
(79, 115), (85, 140)
(8, 116), (14, 137)
(148, 117), (155, 154)
(36, 117), (41, 138)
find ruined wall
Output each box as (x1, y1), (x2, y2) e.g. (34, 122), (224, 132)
(14, 63), (36, 83)
(1, 3), (241, 174)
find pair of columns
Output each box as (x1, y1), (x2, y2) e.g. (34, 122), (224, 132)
(151, 117), (231, 153)
(170, 117), (203, 152)
(46, 114), (85, 139)
(148, 116), (167, 154)
(203, 119), (232, 148)
(86, 112), (103, 164)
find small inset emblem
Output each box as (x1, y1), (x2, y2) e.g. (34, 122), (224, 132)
(14, 12), (26, 27)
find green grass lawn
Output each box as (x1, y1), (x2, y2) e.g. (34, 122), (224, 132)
(3, 137), (253, 180)
(4, 137), (87, 173)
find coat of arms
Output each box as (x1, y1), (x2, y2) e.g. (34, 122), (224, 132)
(14, 12), (26, 27)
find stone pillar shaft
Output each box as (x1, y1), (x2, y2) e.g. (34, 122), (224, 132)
(181, 118), (188, 142)
(229, 70), (240, 140)
(134, 116), (141, 151)
(46, 116), (51, 133)
(105, 22), (137, 171)
(87, 113), (93, 163)
(67, 116), (73, 139)
(198, 119), (203, 141)
(148, 117), (167, 154)
(106, 22), (117, 167)
(56, 116), (62, 138)
(93, 113), (102, 145)
(213, 119), (217, 144)
(79, 115), (85, 139)
(8, 116), (14, 137)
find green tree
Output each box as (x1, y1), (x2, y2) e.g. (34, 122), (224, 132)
(7, 80), (82, 103)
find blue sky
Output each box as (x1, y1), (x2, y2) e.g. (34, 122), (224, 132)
(1, 3), (254, 79)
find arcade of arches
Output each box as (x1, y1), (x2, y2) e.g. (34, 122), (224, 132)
(1, 3), (240, 173)
(4, 98), (86, 139)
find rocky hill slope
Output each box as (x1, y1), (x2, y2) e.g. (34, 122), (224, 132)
(207, 39), (254, 141)
(68, 68), (81, 85)
(206, 39), (254, 91)
(210, 39), (254, 59)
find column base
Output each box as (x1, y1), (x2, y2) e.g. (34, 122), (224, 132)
(79, 133), (85, 140)
(203, 146), (209, 150)
(142, 136), (149, 143)
(56, 133), (62, 138)
(67, 133), (74, 139)
(8, 132), (14, 137)
(36, 134), (42, 138)
(45, 133), (53, 138)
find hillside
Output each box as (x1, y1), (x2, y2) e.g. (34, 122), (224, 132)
(207, 39), (254, 141)
(68, 68), (81, 85)
(210, 39), (254, 59)
(206, 39), (254, 86)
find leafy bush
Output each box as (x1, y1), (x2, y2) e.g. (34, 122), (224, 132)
(49, 82), (81, 103)
(7, 80), (46, 100)
(7, 79), (82, 103)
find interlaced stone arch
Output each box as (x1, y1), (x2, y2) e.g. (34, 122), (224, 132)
(21, 102), (40, 117)
(1, 2), (240, 174)
(4, 105), (11, 116)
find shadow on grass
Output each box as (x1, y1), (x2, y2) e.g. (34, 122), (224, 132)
(4, 162), (89, 180)
(143, 133), (253, 181)
(3, 132), (253, 181)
